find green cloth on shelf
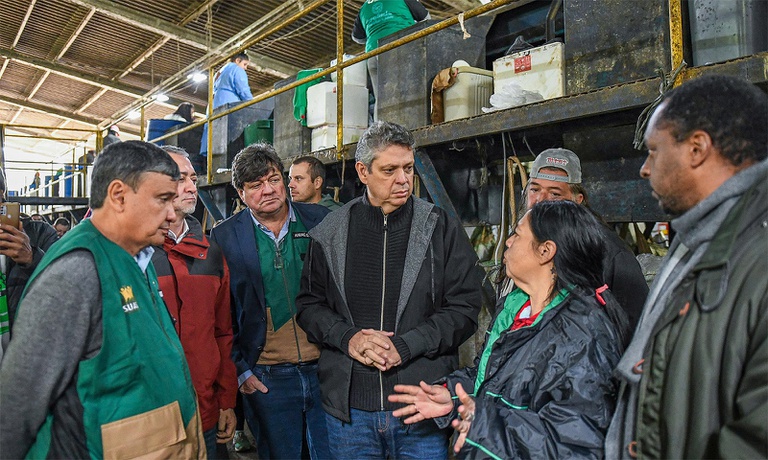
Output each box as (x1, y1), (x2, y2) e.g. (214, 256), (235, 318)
(293, 68), (323, 126)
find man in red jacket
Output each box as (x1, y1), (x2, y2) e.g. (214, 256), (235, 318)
(151, 145), (238, 459)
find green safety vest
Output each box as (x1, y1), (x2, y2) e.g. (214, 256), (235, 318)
(359, 0), (417, 52)
(24, 219), (203, 459)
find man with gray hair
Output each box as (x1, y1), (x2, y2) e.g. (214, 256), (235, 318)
(0, 141), (205, 459)
(296, 121), (483, 458)
(151, 145), (238, 459)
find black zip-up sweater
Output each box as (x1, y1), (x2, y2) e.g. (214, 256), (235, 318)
(345, 199), (412, 410)
(296, 195), (483, 422)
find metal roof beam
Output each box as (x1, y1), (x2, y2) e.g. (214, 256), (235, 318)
(65, 0), (299, 76)
(1, 47), (144, 98)
(0, 95), (101, 127)
(73, 1), (219, 116)
(66, 0), (214, 49)
(9, 107), (25, 125)
(105, 0), (323, 126)
(25, 9), (94, 104)
(0, 47), (182, 110)
(73, 88), (108, 114)
(12, 0), (37, 49)
(113, 1), (218, 85)
(0, 58), (8, 80)
(57, 8), (96, 60)
(26, 72), (49, 100)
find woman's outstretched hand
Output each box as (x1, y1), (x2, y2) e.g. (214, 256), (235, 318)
(389, 381), (453, 424)
(451, 383), (476, 453)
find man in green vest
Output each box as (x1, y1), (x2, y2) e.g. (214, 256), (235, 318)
(352, 0), (429, 119)
(209, 143), (331, 459)
(0, 141), (205, 459)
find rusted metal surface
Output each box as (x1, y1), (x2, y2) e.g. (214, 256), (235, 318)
(411, 77), (661, 147)
(564, 0), (671, 94)
(583, 156), (659, 222)
(668, 0), (685, 81)
(410, 53), (767, 149)
(680, 51), (768, 83)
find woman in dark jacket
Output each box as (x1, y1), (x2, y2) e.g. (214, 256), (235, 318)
(390, 200), (630, 459)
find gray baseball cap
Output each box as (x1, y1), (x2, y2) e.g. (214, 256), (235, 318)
(529, 148), (582, 184)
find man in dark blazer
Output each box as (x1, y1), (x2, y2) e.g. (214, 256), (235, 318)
(209, 143), (330, 460)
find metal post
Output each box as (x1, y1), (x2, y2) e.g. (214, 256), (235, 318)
(1, 124), (5, 170)
(96, 130), (103, 152)
(413, 150), (460, 222)
(140, 104), (146, 140)
(206, 66), (215, 184)
(336, 0), (345, 161)
(668, 0), (685, 85)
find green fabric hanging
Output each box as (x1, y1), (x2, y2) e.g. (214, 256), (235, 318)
(293, 68), (323, 126)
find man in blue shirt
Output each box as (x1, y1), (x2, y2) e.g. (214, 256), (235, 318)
(213, 52), (254, 107)
(200, 52), (254, 158)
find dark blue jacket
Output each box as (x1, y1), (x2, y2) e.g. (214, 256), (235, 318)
(209, 202), (329, 377)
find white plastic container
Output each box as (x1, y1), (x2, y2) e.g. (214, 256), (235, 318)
(311, 124), (368, 151)
(306, 82), (369, 128)
(443, 66), (493, 122)
(493, 42), (565, 101)
(330, 54), (368, 88)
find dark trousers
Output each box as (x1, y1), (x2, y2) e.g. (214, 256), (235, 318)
(242, 362), (329, 459)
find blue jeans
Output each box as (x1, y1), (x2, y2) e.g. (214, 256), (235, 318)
(203, 428), (228, 459)
(242, 362), (329, 459)
(326, 408), (449, 459)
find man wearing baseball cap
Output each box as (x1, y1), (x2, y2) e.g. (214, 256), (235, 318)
(524, 148), (648, 332)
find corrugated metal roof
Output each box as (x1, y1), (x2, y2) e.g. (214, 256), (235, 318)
(0, 0), (483, 161)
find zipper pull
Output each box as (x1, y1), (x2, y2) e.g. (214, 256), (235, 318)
(274, 241), (284, 270)
(383, 214), (388, 232)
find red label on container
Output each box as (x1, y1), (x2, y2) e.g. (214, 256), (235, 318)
(514, 54), (531, 73)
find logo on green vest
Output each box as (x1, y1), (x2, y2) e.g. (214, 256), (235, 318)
(120, 285), (140, 313)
